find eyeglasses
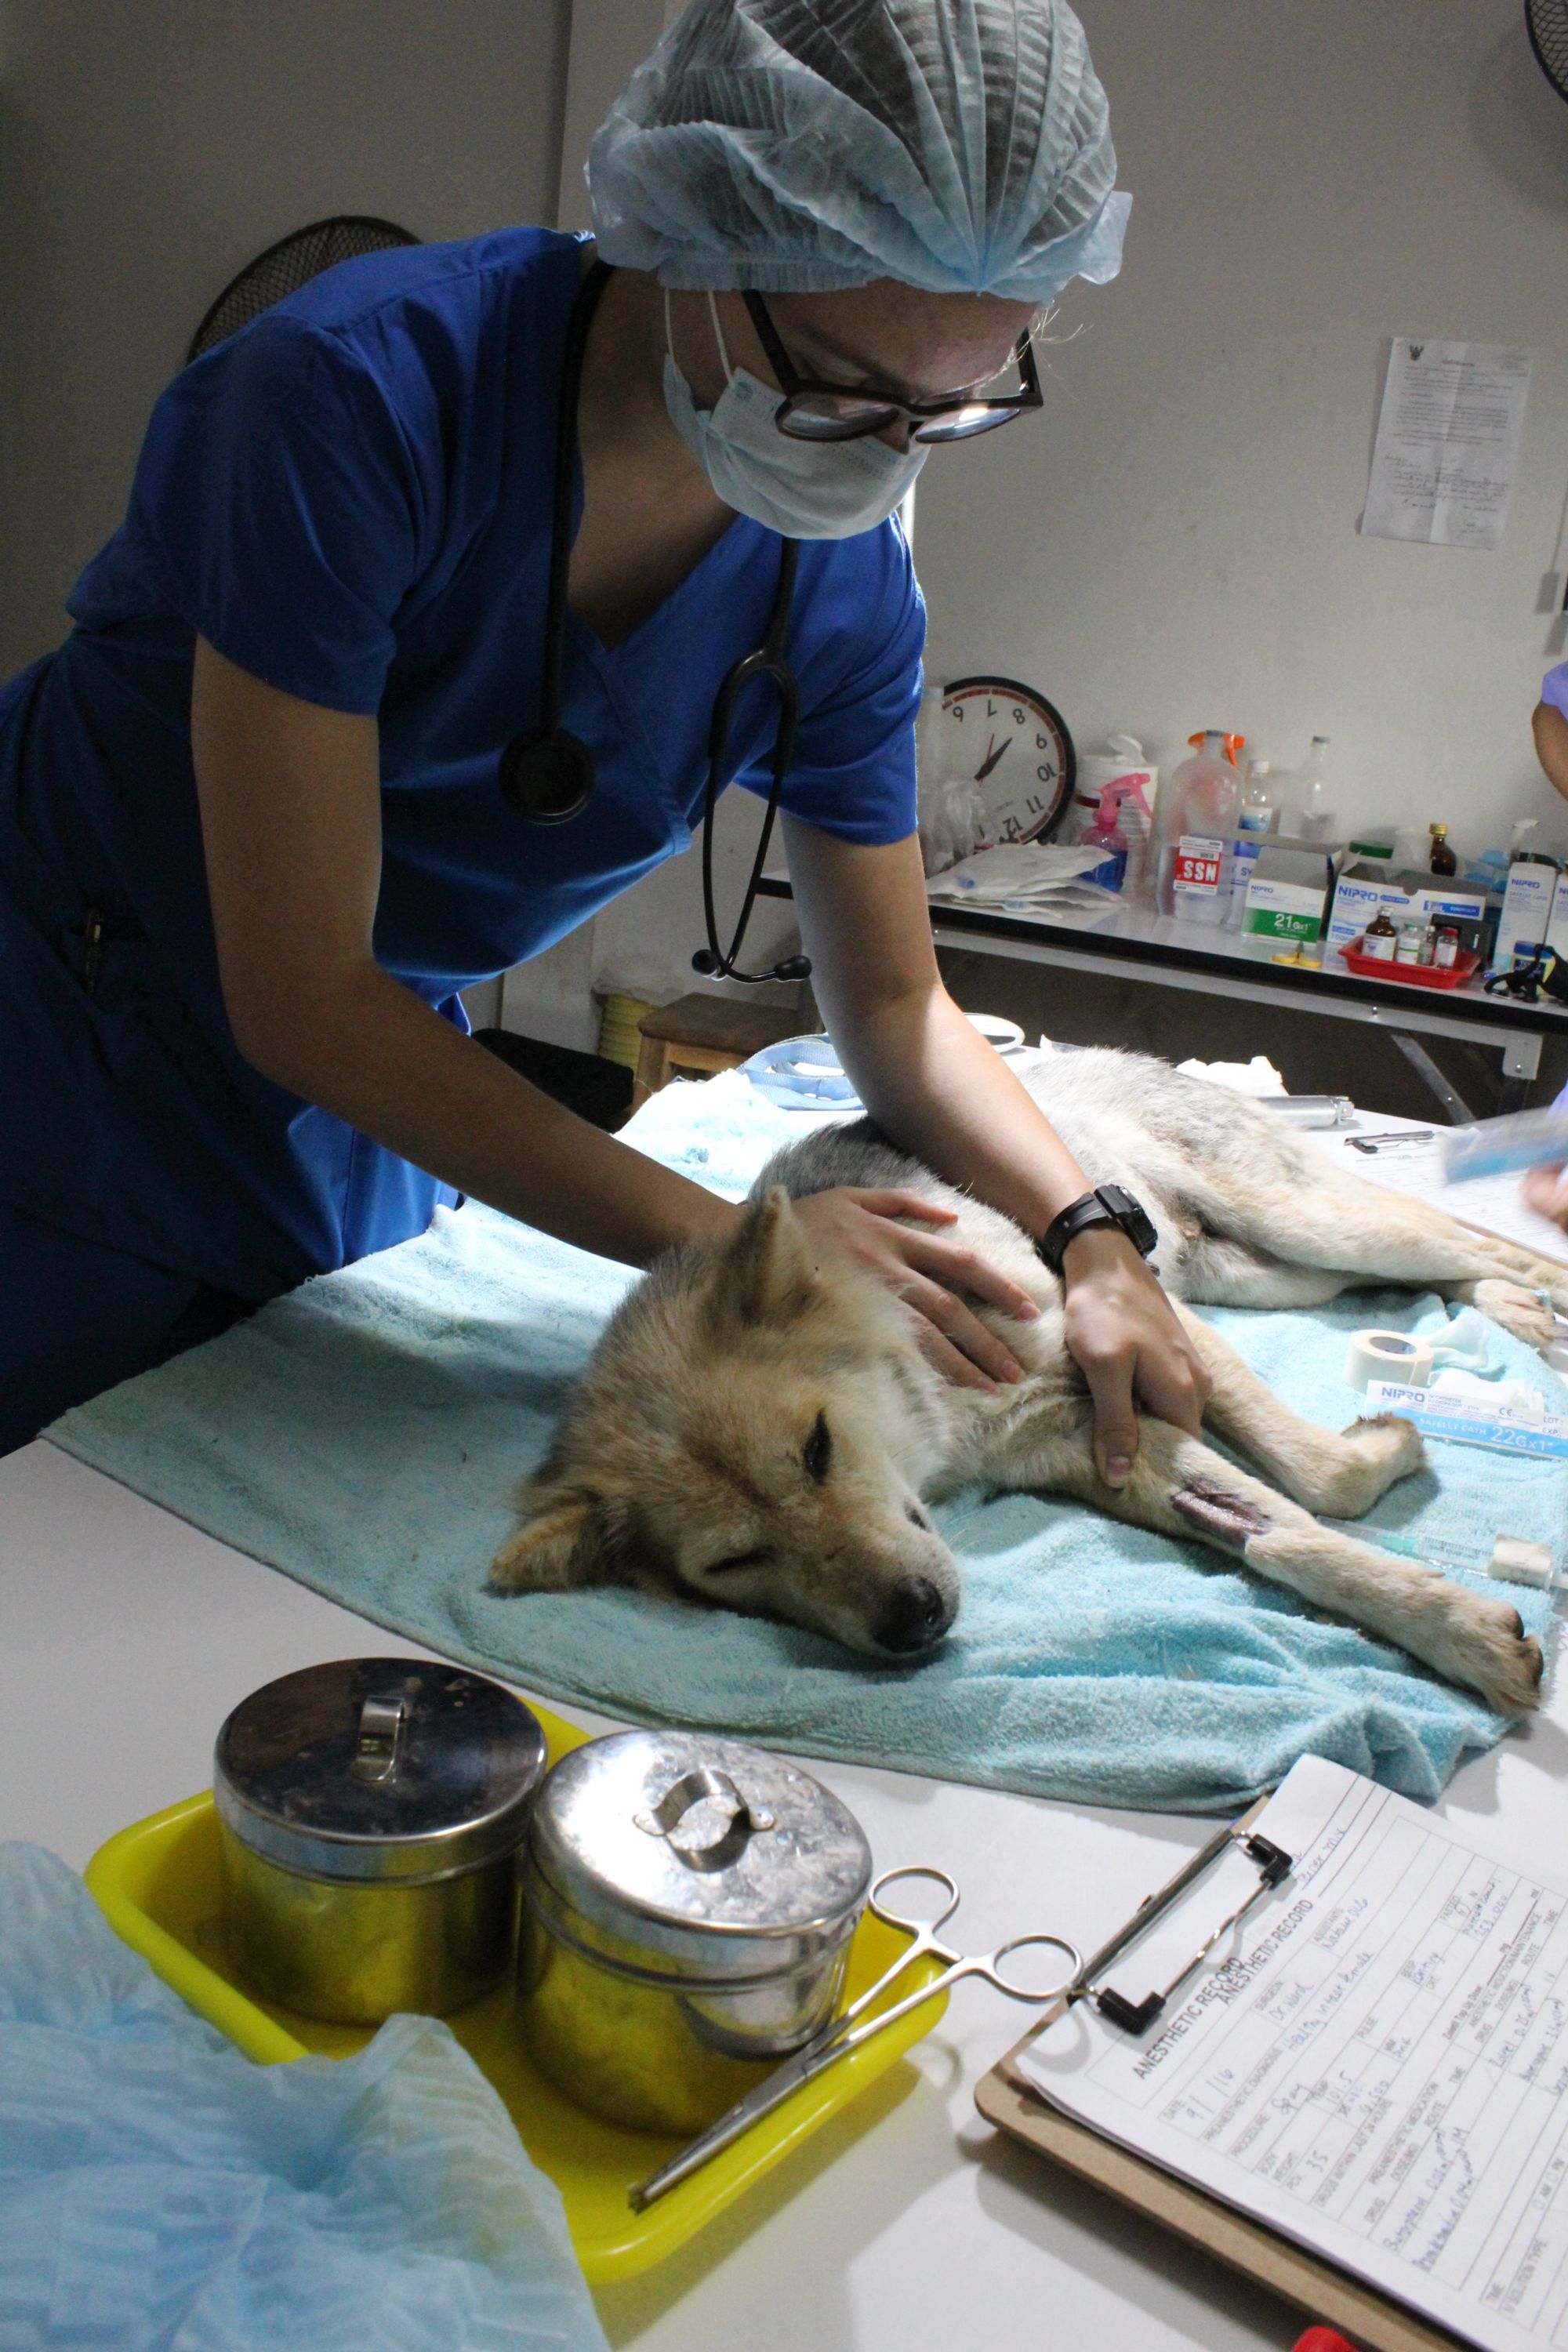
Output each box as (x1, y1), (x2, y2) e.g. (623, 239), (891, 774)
(742, 292), (1042, 445)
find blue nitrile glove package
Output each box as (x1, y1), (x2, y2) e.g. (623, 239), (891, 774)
(0, 1843), (608, 2352)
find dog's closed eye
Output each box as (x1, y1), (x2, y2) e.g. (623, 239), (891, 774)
(803, 1410), (833, 1484)
(703, 1549), (771, 1577)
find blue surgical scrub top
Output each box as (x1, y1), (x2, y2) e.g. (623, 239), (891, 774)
(0, 228), (924, 1299)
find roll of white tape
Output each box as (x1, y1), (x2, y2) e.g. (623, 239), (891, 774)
(1344, 1330), (1434, 1392)
(1486, 1536), (1555, 1589)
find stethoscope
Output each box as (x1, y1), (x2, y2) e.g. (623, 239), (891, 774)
(496, 259), (810, 989)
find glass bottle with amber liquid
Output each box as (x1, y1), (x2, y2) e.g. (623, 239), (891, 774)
(1428, 823), (1457, 877)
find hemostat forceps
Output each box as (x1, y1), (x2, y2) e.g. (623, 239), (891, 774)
(630, 1865), (1082, 2211)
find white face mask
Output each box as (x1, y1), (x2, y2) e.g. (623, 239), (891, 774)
(662, 292), (927, 540)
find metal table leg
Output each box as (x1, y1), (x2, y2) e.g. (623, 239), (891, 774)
(1500, 1032), (1543, 1115)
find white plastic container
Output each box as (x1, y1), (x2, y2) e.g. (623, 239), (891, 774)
(1494, 855), (1562, 969)
(1284, 735), (1337, 846)
(1154, 733), (1240, 926)
(1226, 759), (1276, 927)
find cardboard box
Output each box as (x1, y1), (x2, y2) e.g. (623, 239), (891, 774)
(1548, 871), (1568, 960)
(1242, 847), (1332, 942)
(1492, 858), (1563, 969)
(1328, 866), (1488, 958)
(1327, 864), (1407, 954)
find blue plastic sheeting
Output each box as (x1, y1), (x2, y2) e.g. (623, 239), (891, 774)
(0, 1844), (608, 2352)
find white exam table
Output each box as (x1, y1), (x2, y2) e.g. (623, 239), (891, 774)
(5, 1123), (1567, 2352)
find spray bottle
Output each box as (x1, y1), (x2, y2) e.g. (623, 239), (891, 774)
(1078, 777), (1152, 894)
(1078, 787), (1129, 891)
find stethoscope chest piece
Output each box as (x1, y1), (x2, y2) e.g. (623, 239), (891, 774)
(499, 724), (595, 826)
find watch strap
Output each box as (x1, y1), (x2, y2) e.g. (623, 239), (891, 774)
(1036, 1185), (1157, 1278)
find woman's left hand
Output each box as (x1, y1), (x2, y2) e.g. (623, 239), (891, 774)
(1058, 1226), (1210, 1487)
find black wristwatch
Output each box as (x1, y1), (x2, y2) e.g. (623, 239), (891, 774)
(1036, 1184), (1159, 1278)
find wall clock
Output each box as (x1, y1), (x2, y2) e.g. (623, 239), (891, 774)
(936, 674), (1076, 848)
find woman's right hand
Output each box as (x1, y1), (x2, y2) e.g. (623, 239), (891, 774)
(1524, 1164), (1568, 1232)
(791, 1185), (1041, 1392)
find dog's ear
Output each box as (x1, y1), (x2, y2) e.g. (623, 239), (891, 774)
(490, 1490), (604, 1593)
(717, 1187), (819, 1329)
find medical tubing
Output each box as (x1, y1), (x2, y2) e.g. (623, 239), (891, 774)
(539, 260), (612, 736)
(697, 535), (804, 982)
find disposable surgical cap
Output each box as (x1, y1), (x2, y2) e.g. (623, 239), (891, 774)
(587, 0), (1130, 306)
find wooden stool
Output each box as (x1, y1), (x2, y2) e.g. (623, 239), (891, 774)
(633, 992), (804, 1109)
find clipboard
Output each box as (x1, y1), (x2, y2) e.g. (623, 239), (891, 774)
(974, 1795), (1471, 2352)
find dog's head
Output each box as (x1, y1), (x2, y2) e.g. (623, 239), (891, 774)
(491, 1189), (960, 1657)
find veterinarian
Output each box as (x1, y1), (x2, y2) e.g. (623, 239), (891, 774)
(0, 0), (1209, 1472)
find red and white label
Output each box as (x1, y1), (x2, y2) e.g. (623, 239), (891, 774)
(1172, 834), (1225, 895)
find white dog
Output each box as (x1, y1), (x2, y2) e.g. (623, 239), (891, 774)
(495, 1051), (1563, 1716)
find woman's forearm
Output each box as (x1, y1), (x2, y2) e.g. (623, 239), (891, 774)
(1535, 700), (1568, 799)
(248, 965), (737, 1267)
(826, 979), (1096, 1237)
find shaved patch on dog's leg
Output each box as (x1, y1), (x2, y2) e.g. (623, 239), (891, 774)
(994, 1416), (1542, 1718)
(1171, 1479), (1269, 1554)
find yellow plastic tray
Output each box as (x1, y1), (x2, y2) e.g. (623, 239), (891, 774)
(84, 1701), (946, 2283)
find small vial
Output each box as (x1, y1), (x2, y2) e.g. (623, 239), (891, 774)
(1434, 926), (1459, 971)
(1428, 822), (1457, 877)
(1417, 924), (1436, 967)
(1395, 920), (1423, 965)
(1363, 908), (1399, 961)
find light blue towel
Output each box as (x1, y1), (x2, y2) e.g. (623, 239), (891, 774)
(50, 1076), (1563, 1814)
(0, 1843), (608, 2352)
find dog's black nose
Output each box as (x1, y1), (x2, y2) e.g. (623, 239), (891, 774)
(874, 1575), (951, 1654)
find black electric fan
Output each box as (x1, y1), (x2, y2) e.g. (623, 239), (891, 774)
(187, 214), (419, 362)
(1527, 0), (1568, 103)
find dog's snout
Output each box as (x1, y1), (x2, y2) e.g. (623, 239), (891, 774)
(874, 1573), (952, 1654)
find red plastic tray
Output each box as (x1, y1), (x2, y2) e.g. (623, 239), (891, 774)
(1338, 935), (1480, 989)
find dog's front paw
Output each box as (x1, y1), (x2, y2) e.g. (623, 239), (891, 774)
(1439, 1590), (1545, 1717)
(1308, 1412), (1426, 1515)
(1469, 1279), (1559, 1352)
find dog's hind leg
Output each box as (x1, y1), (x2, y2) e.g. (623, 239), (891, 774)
(1204, 1174), (1568, 1334)
(1171, 1304), (1425, 1516)
(1178, 1234), (1352, 1310)
(1008, 1418), (1542, 1716)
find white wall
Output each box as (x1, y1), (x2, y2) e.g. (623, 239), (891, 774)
(916, 0), (1568, 846)
(0, 0), (571, 676)
(0, 0), (570, 1029)
(500, 0), (804, 1051)
(513, 0), (1568, 1044)
(12, 3), (1561, 1051)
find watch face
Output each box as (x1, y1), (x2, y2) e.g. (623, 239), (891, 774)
(938, 675), (1075, 848)
(1099, 1185), (1158, 1255)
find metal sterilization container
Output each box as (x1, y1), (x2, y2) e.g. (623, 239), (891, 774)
(215, 1657), (546, 2024)
(517, 1730), (873, 2133)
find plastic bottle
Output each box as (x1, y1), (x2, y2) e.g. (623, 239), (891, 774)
(1078, 786), (1130, 891)
(1428, 822), (1457, 878)
(1287, 735), (1337, 845)
(1239, 759), (1276, 833)
(1154, 732), (1241, 925)
(1109, 775), (1154, 896)
(1226, 759), (1276, 928)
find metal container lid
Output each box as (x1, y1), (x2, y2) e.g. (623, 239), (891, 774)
(526, 1730), (871, 1979)
(214, 1658), (546, 1885)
